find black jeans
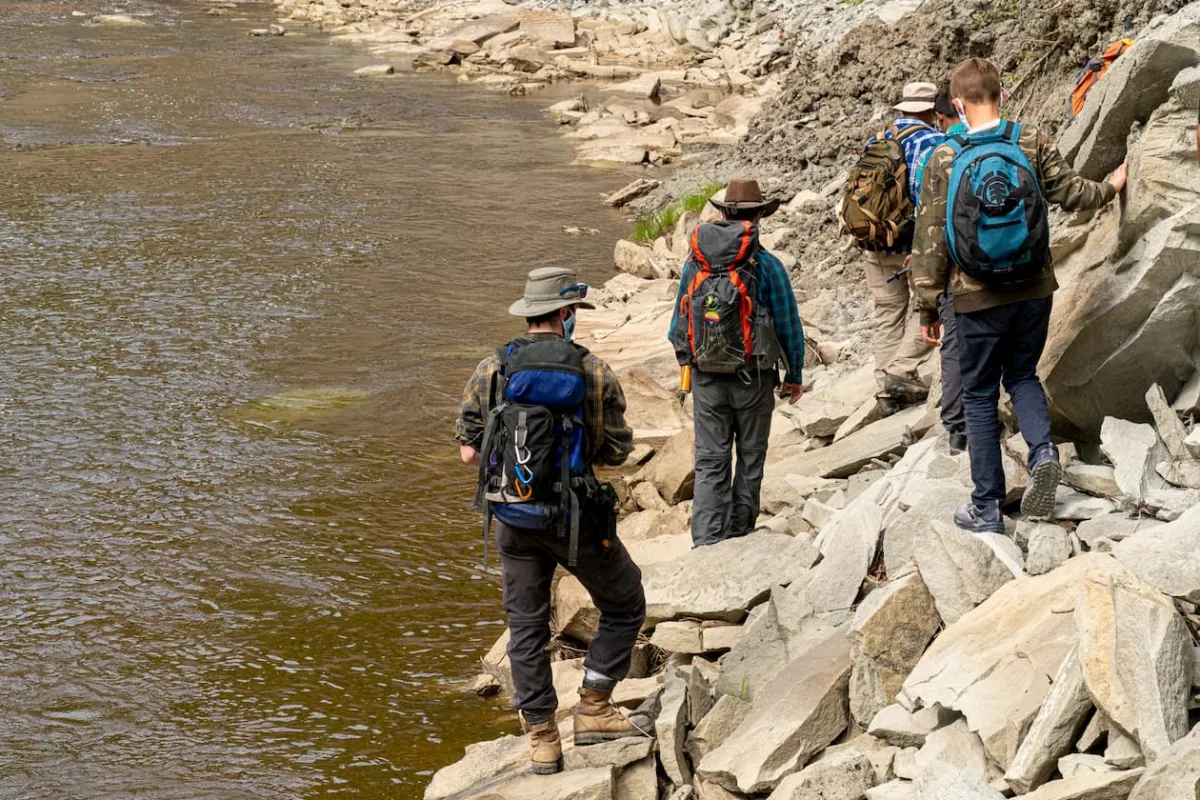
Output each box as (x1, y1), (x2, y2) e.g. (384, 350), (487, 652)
(691, 369), (776, 547)
(957, 296), (1054, 506)
(496, 521), (645, 720)
(938, 291), (965, 435)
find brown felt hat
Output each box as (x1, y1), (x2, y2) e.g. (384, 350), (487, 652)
(708, 178), (781, 218)
(894, 81), (938, 114)
(508, 267), (595, 317)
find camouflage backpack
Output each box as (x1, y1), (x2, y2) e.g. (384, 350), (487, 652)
(839, 125), (923, 249)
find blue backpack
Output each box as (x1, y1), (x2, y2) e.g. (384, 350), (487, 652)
(944, 121), (1050, 284)
(474, 337), (591, 565)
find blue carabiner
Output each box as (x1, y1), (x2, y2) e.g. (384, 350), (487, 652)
(515, 463), (534, 485)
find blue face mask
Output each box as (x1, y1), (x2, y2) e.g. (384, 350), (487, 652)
(562, 309), (576, 342)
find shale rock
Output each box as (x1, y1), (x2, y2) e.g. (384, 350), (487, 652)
(1114, 504), (1200, 603)
(640, 427), (696, 504)
(658, 667), (691, 786)
(913, 520), (1022, 626)
(912, 762), (1005, 800)
(1019, 768), (1145, 800)
(766, 743), (877, 800)
(1005, 646), (1094, 793)
(1128, 724), (1200, 800)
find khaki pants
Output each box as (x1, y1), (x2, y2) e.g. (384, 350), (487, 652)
(865, 251), (933, 390)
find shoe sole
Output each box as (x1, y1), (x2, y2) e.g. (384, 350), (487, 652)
(1021, 459), (1062, 519)
(531, 758), (564, 775)
(954, 518), (1005, 535)
(574, 731), (647, 747)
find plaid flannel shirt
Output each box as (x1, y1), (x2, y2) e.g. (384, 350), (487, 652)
(869, 118), (945, 203)
(668, 247), (805, 385)
(455, 333), (633, 467)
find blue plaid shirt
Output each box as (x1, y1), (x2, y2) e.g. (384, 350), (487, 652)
(668, 248), (805, 385)
(869, 118), (945, 203)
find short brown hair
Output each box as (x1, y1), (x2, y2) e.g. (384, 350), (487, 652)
(950, 58), (1002, 104)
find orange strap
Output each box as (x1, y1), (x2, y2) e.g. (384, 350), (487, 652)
(725, 221), (755, 359)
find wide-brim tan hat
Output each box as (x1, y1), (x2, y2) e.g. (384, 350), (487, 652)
(894, 81), (938, 113)
(707, 178), (781, 218)
(508, 267), (596, 317)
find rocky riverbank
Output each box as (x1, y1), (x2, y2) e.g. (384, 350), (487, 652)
(425, 2), (1200, 799)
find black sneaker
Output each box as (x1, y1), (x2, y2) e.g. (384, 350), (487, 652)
(953, 500), (1005, 534)
(949, 431), (968, 455)
(1022, 443), (1062, 518)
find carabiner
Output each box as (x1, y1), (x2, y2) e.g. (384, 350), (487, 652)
(515, 463), (534, 485)
(514, 480), (533, 501)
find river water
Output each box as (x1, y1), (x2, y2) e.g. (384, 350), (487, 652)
(0, 2), (633, 796)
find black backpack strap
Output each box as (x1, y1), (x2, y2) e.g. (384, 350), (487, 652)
(473, 345), (514, 566)
(560, 416), (578, 566)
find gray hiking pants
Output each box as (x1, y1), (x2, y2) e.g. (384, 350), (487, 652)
(496, 521), (645, 721)
(691, 369), (776, 547)
(939, 290), (966, 434)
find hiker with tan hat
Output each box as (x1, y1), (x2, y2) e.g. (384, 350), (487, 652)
(669, 179), (806, 548)
(840, 80), (946, 414)
(457, 267), (648, 775)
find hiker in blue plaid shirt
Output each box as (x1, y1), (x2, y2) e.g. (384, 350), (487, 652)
(860, 81), (945, 413)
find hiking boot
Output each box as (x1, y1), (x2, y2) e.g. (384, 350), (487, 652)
(883, 375), (930, 404)
(949, 430), (968, 455)
(574, 686), (650, 746)
(525, 719), (563, 775)
(953, 500), (1005, 534)
(876, 395), (903, 420)
(1022, 443), (1062, 519)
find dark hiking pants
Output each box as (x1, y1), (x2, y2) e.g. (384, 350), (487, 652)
(957, 295), (1054, 506)
(938, 290), (966, 435)
(691, 369), (776, 547)
(496, 521), (645, 721)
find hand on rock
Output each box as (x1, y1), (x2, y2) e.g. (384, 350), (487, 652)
(1108, 160), (1129, 193)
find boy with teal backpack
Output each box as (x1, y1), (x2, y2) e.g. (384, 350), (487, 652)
(911, 58), (1127, 534)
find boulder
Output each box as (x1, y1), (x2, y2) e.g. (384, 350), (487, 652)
(849, 572), (941, 726)
(658, 667), (691, 786)
(518, 9), (574, 47)
(614, 239), (659, 281)
(868, 703), (955, 749)
(766, 744), (877, 800)
(688, 658), (718, 726)
(1075, 565), (1192, 763)
(1105, 727), (1145, 768)
(912, 762), (1005, 800)
(712, 94), (766, 137)
(688, 694), (751, 761)
(1043, 204), (1200, 437)
(641, 532), (818, 626)
(616, 756), (658, 800)
(354, 63), (394, 76)
(1076, 513), (1162, 546)
(1101, 418), (1169, 507)
(425, 732), (530, 800)
(1059, 10), (1200, 180)
(426, 13), (521, 51)
(1053, 488), (1119, 521)
(1019, 768), (1145, 800)
(1077, 712), (1109, 753)
(604, 178), (660, 208)
(556, 575), (599, 641)
(793, 397), (857, 438)
(639, 427), (696, 505)
(632, 481), (669, 512)
(1059, 754), (1120, 780)
(1065, 464), (1122, 498)
(1114, 503), (1200, 603)
(903, 555), (1122, 769)
(801, 501), (883, 614)
(867, 779), (919, 800)
(713, 601), (790, 701)
(909, 719), (991, 782)
(913, 520), (1022, 626)
(605, 74), (663, 101)
(697, 633), (852, 794)
(619, 505), (692, 543)
(565, 737), (655, 771)
(619, 369), (691, 441)
(1005, 646), (1094, 793)
(1128, 724), (1200, 799)
(778, 405), (934, 478)
(1026, 524), (1075, 576)
(701, 624), (743, 653)
(883, 482), (972, 576)
(652, 621), (705, 654)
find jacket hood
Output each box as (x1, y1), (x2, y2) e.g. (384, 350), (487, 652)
(691, 220), (760, 269)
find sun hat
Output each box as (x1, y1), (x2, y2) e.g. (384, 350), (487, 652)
(707, 178), (782, 218)
(508, 267), (595, 318)
(894, 81), (938, 114)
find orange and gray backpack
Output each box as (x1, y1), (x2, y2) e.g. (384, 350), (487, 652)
(1071, 38), (1134, 117)
(840, 125), (924, 249)
(676, 221), (782, 374)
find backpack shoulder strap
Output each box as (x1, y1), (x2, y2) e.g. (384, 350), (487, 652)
(1002, 120), (1022, 145)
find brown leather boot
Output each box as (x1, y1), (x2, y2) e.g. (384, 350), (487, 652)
(573, 686), (649, 746)
(526, 720), (563, 775)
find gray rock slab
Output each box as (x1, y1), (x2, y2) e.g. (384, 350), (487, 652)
(765, 743), (877, 800)
(657, 667), (691, 786)
(913, 520), (1020, 626)
(1076, 565), (1192, 763)
(687, 694), (751, 763)
(615, 756), (658, 800)
(1026, 524), (1075, 576)
(1128, 724), (1200, 799)
(1077, 513), (1163, 546)
(867, 779), (919, 800)
(565, 737), (655, 771)
(1019, 768), (1145, 800)
(1059, 754), (1120, 780)
(1005, 645), (1094, 793)
(697, 632), (851, 795)
(1114, 503), (1200, 603)
(904, 554), (1123, 770)
(911, 719), (990, 781)
(804, 500), (883, 614)
(868, 703), (955, 749)
(1065, 464), (1122, 498)
(778, 405), (935, 479)
(912, 762), (1005, 800)
(652, 621), (705, 654)
(1054, 487), (1119, 521)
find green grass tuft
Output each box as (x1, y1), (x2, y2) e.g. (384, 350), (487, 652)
(630, 181), (724, 243)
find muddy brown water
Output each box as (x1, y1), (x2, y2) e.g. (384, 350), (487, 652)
(0, 2), (636, 796)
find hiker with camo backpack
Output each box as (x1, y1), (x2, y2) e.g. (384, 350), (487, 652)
(840, 81), (945, 414)
(668, 179), (806, 548)
(911, 58), (1127, 534)
(457, 268), (649, 775)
